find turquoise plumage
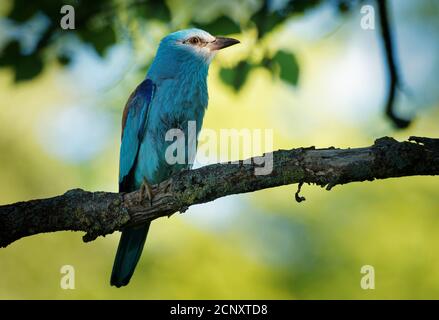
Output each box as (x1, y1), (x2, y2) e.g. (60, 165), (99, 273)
(111, 29), (239, 287)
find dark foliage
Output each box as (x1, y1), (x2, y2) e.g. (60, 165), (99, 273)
(0, 0), (407, 127)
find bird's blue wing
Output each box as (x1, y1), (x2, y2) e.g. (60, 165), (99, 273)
(119, 79), (155, 192)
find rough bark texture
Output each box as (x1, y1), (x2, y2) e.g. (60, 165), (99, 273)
(1, 136), (438, 248)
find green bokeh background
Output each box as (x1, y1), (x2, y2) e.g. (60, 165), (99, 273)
(1, 0), (439, 299)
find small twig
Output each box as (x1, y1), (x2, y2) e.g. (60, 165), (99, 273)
(295, 182), (306, 203)
(376, 0), (411, 129)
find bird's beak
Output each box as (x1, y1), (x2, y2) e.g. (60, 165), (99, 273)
(209, 36), (240, 51)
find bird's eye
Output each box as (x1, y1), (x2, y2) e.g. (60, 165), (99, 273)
(188, 37), (200, 45)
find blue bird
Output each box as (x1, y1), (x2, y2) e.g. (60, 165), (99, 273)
(111, 29), (239, 287)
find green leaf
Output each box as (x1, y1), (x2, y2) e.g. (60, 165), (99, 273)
(0, 41), (43, 81)
(93, 27), (116, 56)
(14, 54), (43, 82)
(0, 41), (21, 67)
(78, 26), (116, 56)
(284, 0), (323, 14)
(260, 57), (276, 80)
(219, 67), (235, 88)
(137, 1), (171, 22)
(194, 16), (240, 35)
(250, 0), (325, 38)
(220, 61), (252, 91)
(250, 7), (285, 38)
(7, 0), (39, 22)
(272, 50), (300, 86)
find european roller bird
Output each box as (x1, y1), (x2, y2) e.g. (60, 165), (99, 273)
(111, 29), (239, 287)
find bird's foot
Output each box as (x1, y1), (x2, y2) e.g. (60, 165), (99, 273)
(139, 177), (154, 206)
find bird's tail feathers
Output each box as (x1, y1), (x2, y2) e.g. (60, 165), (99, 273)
(110, 223), (150, 287)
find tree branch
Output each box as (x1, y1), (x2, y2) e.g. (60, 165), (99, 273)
(1, 136), (439, 248)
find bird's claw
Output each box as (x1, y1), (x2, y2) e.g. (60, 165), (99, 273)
(139, 177), (154, 206)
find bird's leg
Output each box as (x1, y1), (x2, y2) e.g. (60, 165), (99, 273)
(162, 179), (172, 193)
(139, 177), (154, 206)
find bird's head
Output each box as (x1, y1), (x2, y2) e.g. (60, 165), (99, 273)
(148, 28), (239, 80)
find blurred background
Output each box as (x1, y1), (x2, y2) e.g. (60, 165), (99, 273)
(1, 0), (439, 299)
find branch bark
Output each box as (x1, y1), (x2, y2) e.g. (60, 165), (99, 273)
(1, 136), (439, 248)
